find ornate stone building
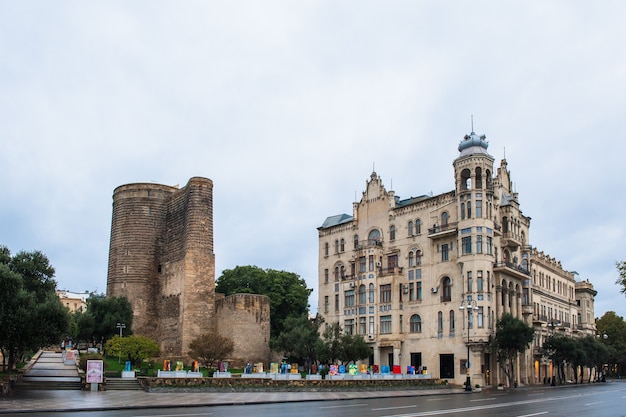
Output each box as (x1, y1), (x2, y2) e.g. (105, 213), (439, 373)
(317, 131), (596, 387)
(106, 177), (270, 366)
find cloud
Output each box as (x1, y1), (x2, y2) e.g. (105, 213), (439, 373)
(1, 0), (625, 319)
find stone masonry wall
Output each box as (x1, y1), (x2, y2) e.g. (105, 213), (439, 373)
(216, 293), (271, 367)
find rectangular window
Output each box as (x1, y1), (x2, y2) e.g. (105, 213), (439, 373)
(345, 319), (354, 335)
(415, 268), (422, 279)
(324, 296), (329, 313)
(334, 294), (339, 312)
(462, 236), (472, 254)
(467, 200), (472, 218)
(380, 315), (392, 334)
(359, 256), (366, 273)
(476, 200), (482, 218)
(486, 236), (493, 255)
(344, 289), (355, 307)
(359, 317), (367, 334)
(324, 269), (329, 284)
(369, 255), (374, 271)
(478, 307), (484, 328)
(441, 244), (449, 261)
(467, 271), (473, 293)
(408, 269), (414, 280)
(369, 316), (375, 335)
(380, 284), (392, 303)
(409, 282), (415, 301)
(476, 235), (483, 253)
(416, 281), (422, 300)
(477, 270), (483, 292)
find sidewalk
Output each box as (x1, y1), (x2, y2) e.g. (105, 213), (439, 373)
(0, 387), (462, 414)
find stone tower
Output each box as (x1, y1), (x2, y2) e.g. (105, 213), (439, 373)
(106, 177), (216, 357)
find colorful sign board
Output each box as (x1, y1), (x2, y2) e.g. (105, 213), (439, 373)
(86, 360), (104, 384)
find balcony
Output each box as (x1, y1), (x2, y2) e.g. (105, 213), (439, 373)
(353, 239), (383, 253)
(428, 222), (458, 239)
(501, 232), (522, 249)
(378, 266), (404, 277)
(493, 261), (530, 279)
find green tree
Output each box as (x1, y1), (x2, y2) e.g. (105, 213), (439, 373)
(271, 314), (325, 371)
(188, 333), (234, 369)
(318, 321), (370, 366)
(337, 333), (371, 365)
(616, 261), (626, 296)
(105, 335), (159, 367)
(320, 322), (343, 364)
(216, 266), (312, 339)
(596, 311), (626, 376)
(0, 246), (70, 372)
(75, 295), (133, 347)
(492, 313), (534, 388)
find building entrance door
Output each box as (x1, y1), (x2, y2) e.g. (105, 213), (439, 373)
(440, 354), (454, 379)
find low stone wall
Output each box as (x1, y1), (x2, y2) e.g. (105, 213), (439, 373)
(140, 376), (446, 392)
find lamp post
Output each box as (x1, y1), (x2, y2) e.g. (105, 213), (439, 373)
(116, 322), (126, 337)
(547, 319), (560, 386)
(459, 300), (479, 391)
(116, 323), (126, 363)
(596, 332), (608, 382)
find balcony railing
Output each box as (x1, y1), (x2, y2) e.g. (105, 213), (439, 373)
(428, 222), (458, 238)
(493, 261), (530, 276)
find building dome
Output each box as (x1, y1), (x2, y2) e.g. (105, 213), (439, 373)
(458, 131), (490, 156)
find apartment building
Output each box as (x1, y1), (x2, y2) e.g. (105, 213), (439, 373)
(317, 130), (596, 386)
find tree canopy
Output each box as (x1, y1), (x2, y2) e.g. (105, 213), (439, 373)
(215, 265), (312, 339)
(271, 314), (325, 370)
(105, 335), (160, 366)
(596, 310), (626, 376)
(75, 295), (134, 346)
(188, 333), (234, 368)
(0, 246), (70, 372)
(492, 313), (534, 387)
(616, 261), (626, 296)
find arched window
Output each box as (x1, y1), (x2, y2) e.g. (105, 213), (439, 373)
(475, 167), (483, 189)
(449, 310), (455, 332)
(334, 239), (339, 253)
(408, 251), (415, 268)
(369, 283), (375, 303)
(410, 314), (422, 333)
(441, 212), (449, 226)
(416, 250), (422, 265)
(353, 234), (359, 249)
(340, 238), (345, 252)
(438, 311), (443, 332)
(390, 225), (396, 241)
(408, 221), (414, 236)
(368, 229), (381, 245)
(416, 219), (421, 234)
(359, 284), (367, 304)
(461, 168), (471, 190)
(442, 277), (452, 302)
(324, 242), (329, 256)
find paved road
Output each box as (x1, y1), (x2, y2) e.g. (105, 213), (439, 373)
(2, 381), (625, 416)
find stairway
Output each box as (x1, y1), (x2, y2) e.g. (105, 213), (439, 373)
(16, 351), (82, 391)
(105, 377), (143, 390)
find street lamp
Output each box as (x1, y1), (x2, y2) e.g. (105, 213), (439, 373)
(459, 300), (479, 391)
(116, 323), (126, 363)
(596, 332), (608, 382)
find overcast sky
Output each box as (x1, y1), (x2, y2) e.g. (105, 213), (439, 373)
(1, 1), (625, 320)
